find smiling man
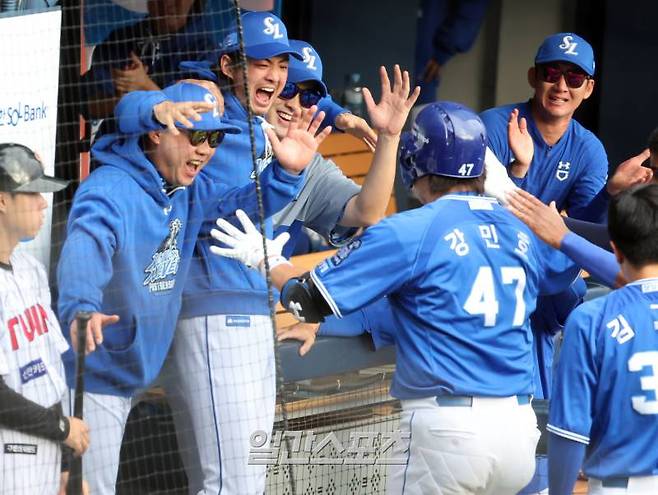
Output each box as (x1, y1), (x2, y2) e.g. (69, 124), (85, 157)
(480, 32), (608, 494)
(56, 80), (324, 495)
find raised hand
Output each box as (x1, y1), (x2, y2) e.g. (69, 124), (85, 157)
(210, 209), (290, 274)
(606, 149), (653, 196)
(264, 106), (332, 174)
(507, 108), (533, 177)
(334, 113), (378, 151)
(364, 65), (420, 137)
(153, 100), (216, 135)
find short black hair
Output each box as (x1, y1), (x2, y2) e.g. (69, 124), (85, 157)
(608, 183), (658, 266)
(648, 127), (658, 154)
(427, 173), (485, 197)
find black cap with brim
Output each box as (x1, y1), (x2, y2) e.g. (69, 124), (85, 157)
(0, 143), (69, 193)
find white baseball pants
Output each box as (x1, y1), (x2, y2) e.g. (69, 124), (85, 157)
(387, 395), (540, 495)
(163, 314), (276, 495)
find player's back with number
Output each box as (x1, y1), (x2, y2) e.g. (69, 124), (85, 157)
(316, 192), (578, 400)
(549, 283), (658, 477)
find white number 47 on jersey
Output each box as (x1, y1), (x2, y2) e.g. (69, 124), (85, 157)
(463, 266), (526, 327)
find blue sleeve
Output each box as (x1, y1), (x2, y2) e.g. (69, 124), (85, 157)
(311, 218), (418, 317)
(534, 239), (581, 295)
(431, 0), (490, 64)
(563, 217), (611, 251)
(317, 94), (348, 130)
(115, 90), (168, 134)
(199, 161), (305, 221)
(319, 297), (396, 349)
(560, 232), (619, 288)
(479, 108), (513, 168)
(319, 311), (368, 337)
(547, 301), (600, 445)
(57, 188), (124, 327)
(548, 433), (586, 495)
(565, 140), (609, 222)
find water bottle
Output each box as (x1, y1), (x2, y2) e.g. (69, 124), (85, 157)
(342, 73), (365, 117)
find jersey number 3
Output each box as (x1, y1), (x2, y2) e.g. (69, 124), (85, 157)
(463, 266), (526, 327)
(628, 351), (658, 415)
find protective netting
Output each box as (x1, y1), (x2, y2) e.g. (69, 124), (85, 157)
(0, 2), (399, 494)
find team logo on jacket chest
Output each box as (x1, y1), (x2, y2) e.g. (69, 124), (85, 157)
(143, 218), (182, 293)
(250, 119), (275, 179)
(555, 161), (571, 182)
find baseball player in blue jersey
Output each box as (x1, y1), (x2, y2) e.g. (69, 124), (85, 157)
(56, 81), (325, 495)
(480, 33), (610, 492)
(547, 184), (658, 495)
(0, 144), (90, 495)
(210, 102), (583, 494)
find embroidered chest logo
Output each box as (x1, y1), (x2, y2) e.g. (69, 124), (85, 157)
(555, 161), (571, 181)
(143, 218), (182, 292)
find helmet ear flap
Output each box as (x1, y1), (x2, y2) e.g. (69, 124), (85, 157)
(398, 131), (419, 189)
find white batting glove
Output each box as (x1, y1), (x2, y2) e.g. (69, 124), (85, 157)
(209, 209), (291, 275)
(483, 147), (519, 205)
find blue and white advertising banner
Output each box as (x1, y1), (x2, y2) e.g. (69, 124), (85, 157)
(0, 8), (62, 269)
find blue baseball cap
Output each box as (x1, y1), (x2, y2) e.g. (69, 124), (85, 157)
(161, 82), (241, 134)
(220, 11), (302, 61)
(535, 32), (595, 76)
(286, 40), (328, 96)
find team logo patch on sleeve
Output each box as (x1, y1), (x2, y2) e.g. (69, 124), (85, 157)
(19, 358), (47, 384)
(330, 239), (362, 267)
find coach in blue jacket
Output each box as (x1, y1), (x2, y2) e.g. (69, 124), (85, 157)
(56, 81), (324, 495)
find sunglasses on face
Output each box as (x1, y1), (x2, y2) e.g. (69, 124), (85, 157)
(538, 64), (591, 89)
(279, 82), (324, 108)
(183, 129), (225, 148)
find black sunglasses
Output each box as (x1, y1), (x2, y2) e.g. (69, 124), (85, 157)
(279, 82), (324, 108)
(538, 64), (591, 89)
(183, 129), (225, 148)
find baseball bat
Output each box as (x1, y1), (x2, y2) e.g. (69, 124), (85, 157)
(66, 311), (91, 495)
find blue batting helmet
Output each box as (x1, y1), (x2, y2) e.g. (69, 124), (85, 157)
(399, 102), (487, 188)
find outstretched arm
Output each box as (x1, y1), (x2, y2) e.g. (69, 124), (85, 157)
(506, 189), (623, 288)
(341, 65), (420, 227)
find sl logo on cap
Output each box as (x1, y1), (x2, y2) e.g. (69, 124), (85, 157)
(302, 47), (317, 70)
(263, 17), (283, 39)
(558, 35), (578, 55)
(204, 93), (219, 117)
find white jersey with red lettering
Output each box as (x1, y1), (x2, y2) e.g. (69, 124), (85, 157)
(0, 249), (69, 495)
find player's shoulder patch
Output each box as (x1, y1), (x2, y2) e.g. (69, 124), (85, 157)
(329, 238), (362, 267)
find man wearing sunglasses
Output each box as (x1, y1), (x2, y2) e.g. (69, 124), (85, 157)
(113, 12), (335, 495)
(266, 41), (419, 258)
(56, 80), (324, 495)
(480, 32), (607, 494)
